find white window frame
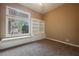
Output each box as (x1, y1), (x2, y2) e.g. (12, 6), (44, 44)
(5, 6), (31, 38)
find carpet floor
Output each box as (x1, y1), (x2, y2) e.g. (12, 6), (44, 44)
(0, 39), (79, 56)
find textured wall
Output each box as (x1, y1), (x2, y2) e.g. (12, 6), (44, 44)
(43, 3), (79, 45)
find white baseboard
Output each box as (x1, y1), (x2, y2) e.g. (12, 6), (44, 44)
(47, 37), (79, 48)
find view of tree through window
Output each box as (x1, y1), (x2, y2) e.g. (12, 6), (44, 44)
(6, 7), (30, 37)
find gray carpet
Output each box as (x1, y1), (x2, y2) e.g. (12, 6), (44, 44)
(0, 39), (79, 56)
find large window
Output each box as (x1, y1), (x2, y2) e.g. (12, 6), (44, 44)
(5, 6), (31, 37)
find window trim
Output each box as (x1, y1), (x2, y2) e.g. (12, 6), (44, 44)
(5, 6), (31, 38)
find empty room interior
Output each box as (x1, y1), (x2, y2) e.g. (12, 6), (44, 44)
(0, 3), (79, 56)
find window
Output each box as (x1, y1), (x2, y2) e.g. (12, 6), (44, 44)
(31, 18), (45, 36)
(5, 6), (31, 37)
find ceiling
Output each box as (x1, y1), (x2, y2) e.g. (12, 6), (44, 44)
(21, 3), (64, 14)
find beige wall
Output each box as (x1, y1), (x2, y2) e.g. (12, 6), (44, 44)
(43, 4), (79, 45)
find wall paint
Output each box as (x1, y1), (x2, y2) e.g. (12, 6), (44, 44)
(43, 4), (79, 45)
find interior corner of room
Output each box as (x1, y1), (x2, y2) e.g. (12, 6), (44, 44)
(0, 3), (79, 52)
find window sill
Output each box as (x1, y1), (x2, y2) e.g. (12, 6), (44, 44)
(2, 35), (31, 41)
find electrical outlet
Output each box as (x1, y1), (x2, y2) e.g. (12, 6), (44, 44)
(65, 38), (70, 42)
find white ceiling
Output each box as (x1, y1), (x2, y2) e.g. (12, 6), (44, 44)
(21, 3), (64, 14)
